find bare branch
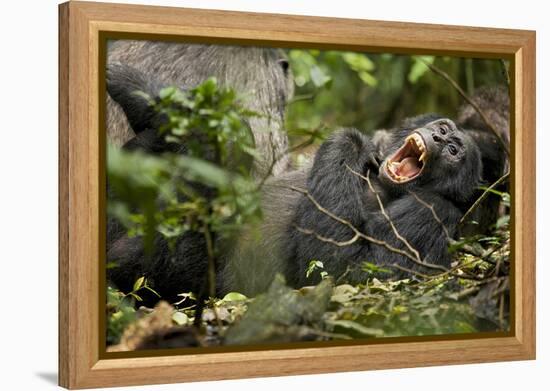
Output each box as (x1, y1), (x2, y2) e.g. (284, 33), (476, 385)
(346, 164), (422, 263)
(285, 123), (328, 157)
(285, 184), (449, 273)
(422, 59), (509, 156)
(288, 136), (317, 155)
(336, 265), (355, 284)
(499, 292), (505, 329)
(388, 263), (435, 279)
(500, 59), (510, 86)
(460, 242), (504, 266)
(455, 286), (481, 300)
(288, 93), (315, 105)
(256, 132), (279, 190)
(459, 170), (510, 226)
(255, 124), (324, 191)
(294, 225), (360, 247)
(408, 191), (451, 241)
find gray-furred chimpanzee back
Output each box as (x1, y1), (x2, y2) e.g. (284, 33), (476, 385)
(106, 40), (294, 177)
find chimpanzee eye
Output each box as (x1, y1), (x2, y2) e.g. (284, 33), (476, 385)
(439, 125), (448, 135)
(448, 144), (458, 155)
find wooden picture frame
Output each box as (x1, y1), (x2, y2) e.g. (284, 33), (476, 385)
(58, 1), (536, 388)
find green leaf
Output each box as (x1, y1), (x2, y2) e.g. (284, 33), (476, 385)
(144, 285), (161, 298)
(330, 284), (358, 304)
(358, 71), (378, 87)
(454, 321), (477, 333)
(172, 311), (189, 325)
(327, 319), (384, 337)
(106, 261), (118, 270)
(174, 292), (197, 305)
(129, 292), (143, 302)
(131, 90), (155, 105)
(420, 307), (439, 317)
(408, 56), (435, 83)
(496, 215), (510, 229)
(306, 260), (324, 279)
(133, 276), (145, 291)
(342, 52), (375, 72)
(221, 292), (248, 302)
(159, 86), (177, 100)
(177, 156), (230, 188)
(310, 66), (332, 88)
(361, 261), (391, 275)
(198, 77), (218, 96)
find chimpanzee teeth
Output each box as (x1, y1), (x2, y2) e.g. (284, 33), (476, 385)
(413, 135), (425, 151)
(419, 152), (426, 162)
(406, 133), (425, 153)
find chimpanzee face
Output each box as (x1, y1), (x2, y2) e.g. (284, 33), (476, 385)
(379, 118), (482, 203)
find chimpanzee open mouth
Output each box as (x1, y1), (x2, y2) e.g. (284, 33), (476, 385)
(385, 133), (427, 183)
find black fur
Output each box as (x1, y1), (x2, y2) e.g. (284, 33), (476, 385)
(285, 118), (482, 288)
(457, 86), (510, 235)
(106, 62), (503, 303)
(371, 86), (510, 236)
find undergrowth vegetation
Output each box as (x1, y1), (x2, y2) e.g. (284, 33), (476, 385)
(106, 53), (510, 351)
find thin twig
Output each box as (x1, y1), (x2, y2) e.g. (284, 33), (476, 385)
(499, 292), (505, 329)
(255, 125), (324, 191)
(456, 286), (481, 300)
(422, 59), (509, 156)
(459, 170), (510, 226)
(256, 132), (279, 190)
(203, 226), (216, 298)
(460, 242), (506, 267)
(286, 123), (328, 156)
(388, 263), (435, 279)
(347, 165), (422, 262)
(202, 225), (223, 332)
(294, 225), (360, 247)
(489, 278), (509, 298)
(288, 93), (316, 105)
(285, 185), (448, 273)
(287, 136), (317, 154)
(457, 275), (505, 284)
(336, 265), (354, 285)
(500, 59), (511, 86)
(408, 191), (451, 240)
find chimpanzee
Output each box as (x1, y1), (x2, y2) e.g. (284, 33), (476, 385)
(107, 40), (294, 177)
(456, 86), (510, 235)
(369, 86), (509, 236)
(106, 61), (503, 302)
(223, 116), (483, 294)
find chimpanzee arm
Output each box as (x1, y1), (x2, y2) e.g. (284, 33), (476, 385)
(107, 63), (192, 154)
(106, 62), (165, 135)
(289, 128), (381, 286)
(367, 192), (462, 275)
(306, 128), (380, 223)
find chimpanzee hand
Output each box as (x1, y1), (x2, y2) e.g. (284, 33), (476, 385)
(311, 128), (380, 176)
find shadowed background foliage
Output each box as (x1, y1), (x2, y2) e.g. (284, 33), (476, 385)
(285, 50), (507, 163)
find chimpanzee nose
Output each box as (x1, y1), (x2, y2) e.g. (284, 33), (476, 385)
(432, 134), (443, 143)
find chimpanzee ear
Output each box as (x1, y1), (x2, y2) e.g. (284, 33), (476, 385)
(106, 62), (160, 135)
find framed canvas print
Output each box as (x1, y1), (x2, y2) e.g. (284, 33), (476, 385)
(58, 1), (536, 389)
